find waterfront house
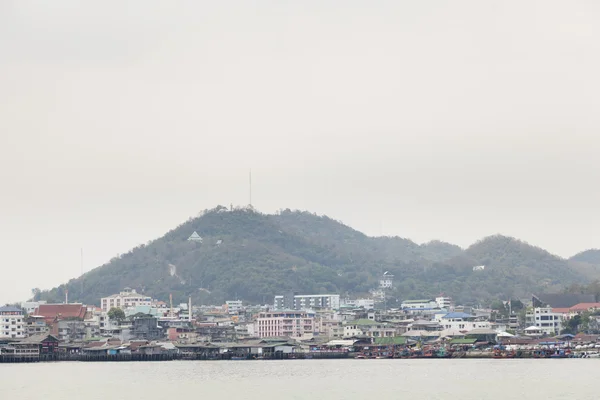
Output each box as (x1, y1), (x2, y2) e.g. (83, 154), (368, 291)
(12, 334), (59, 358)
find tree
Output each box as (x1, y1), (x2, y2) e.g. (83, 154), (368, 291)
(107, 307), (126, 322)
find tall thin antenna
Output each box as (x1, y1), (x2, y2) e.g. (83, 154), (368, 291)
(249, 168), (252, 206)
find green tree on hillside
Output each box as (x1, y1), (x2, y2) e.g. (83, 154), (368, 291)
(107, 307), (125, 322)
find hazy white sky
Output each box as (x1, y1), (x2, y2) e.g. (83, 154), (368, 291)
(1, 1), (600, 304)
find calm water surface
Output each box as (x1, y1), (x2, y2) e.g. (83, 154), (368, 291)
(2, 359), (597, 399)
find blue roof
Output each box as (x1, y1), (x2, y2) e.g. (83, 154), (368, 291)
(441, 312), (473, 319)
(0, 306), (23, 313)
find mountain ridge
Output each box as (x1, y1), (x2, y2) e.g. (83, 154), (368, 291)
(37, 206), (600, 306)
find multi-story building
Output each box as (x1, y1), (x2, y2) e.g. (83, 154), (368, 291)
(25, 315), (49, 337)
(315, 310), (343, 338)
(274, 294), (340, 311)
(0, 306), (25, 339)
(379, 272), (393, 289)
(526, 307), (564, 335)
(225, 300), (243, 315)
(401, 299), (439, 311)
(435, 312), (491, 332)
(343, 319), (396, 338)
(435, 296), (452, 310)
(342, 298), (375, 309)
(101, 288), (152, 312)
(255, 310), (315, 339)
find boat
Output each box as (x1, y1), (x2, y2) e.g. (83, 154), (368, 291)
(231, 356), (247, 360)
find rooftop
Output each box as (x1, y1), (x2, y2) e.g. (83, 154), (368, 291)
(35, 304), (87, 321)
(0, 306), (23, 313)
(402, 299), (433, 304)
(441, 312), (473, 319)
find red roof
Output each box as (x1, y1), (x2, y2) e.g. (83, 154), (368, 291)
(552, 308), (571, 314)
(569, 303), (600, 312)
(35, 304), (87, 322)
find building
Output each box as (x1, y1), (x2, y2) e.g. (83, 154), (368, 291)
(225, 300), (243, 315)
(10, 334), (60, 359)
(25, 315), (49, 337)
(101, 288), (152, 312)
(274, 294), (340, 311)
(379, 272), (393, 289)
(34, 303), (87, 324)
(342, 298), (375, 309)
(526, 307), (564, 335)
(343, 319), (396, 338)
(435, 296), (452, 310)
(0, 306), (25, 339)
(132, 315), (163, 340)
(20, 301), (47, 315)
(435, 312), (491, 332)
(315, 310), (343, 338)
(532, 293), (595, 309)
(255, 310), (316, 339)
(56, 320), (87, 342)
(401, 299), (439, 311)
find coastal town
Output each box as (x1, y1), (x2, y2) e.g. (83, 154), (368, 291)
(2, 273), (600, 362)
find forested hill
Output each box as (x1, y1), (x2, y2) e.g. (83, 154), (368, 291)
(38, 206), (599, 306)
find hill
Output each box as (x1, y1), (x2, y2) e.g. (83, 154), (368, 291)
(568, 249), (600, 282)
(38, 207), (598, 306)
(570, 249), (600, 265)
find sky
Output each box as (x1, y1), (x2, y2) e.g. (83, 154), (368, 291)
(1, 1), (600, 304)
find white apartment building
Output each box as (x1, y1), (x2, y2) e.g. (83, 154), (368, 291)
(526, 307), (564, 335)
(343, 298), (375, 309)
(435, 312), (491, 332)
(343, 319), (396, 338)
(379, 272), (393, 289)
(101, 288), (152, 312)
(255, 310), (316, 339)
(435, 297), (452, 310)
(0, 306), (25, 339)
(401, 299), (439, 310)
(225, 300), (243, 315)
(274, 294), (340, 311)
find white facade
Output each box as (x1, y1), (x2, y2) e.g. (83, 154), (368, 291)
(255, 311), (315, 339)
(379, 272), (394, 289)
(527, 307), (564, 335)
(343, 298), (375, 309)
(274, 294), (340, 311)
(435, 297), (452, 310)
(21, 301), (47, 315)
(101, 288), (152, 312)
(226, 300), (243, 315)
(0, 306), (25, 339)
(401, 299), (438, 310)
(435, 313), (491, 332)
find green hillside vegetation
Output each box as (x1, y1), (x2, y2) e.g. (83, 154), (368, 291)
(570, 249), (600, 264)
(38, 206), (599, 307)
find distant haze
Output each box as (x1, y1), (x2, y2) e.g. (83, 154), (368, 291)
(1, 1), (599, 304)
